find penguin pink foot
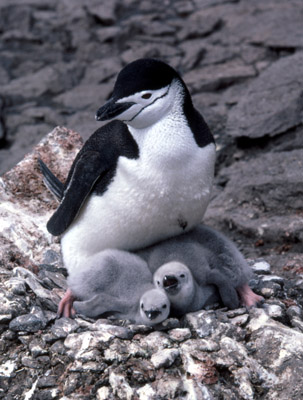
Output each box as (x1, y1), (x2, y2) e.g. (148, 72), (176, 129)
(237, 283), (264, 308)
(57, 288), (76, 318)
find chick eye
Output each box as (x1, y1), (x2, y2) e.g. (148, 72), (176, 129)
(157, 281), (160, 285)
(162, 304), (167, 309)
(180, 274), (185, 278)
(141, 303), (144, 309)
(142, 93), (152, 99)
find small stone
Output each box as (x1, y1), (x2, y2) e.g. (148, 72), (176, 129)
(0, 288), (28, 320)
(51, 317), (79, 339)
(49, 340), (66, 355)
(290, 318), (303, 332)
(286, 305), (302, 320)
(197, 338), (220, 352)
(37, 375), (58, 388)
(70, 360), (106, 373)
(109, 369), (134, 400)
(97, 386), (111, 400)
(0, 360), (16, 378)
(140, 331), (171, 352)
(168, 328), (191, 342)
(151, 348), (180, 369)
(5, 278), (26, 295)
(152, 375), (185, 399)
(92, 321), (134, 340)
(263, 304), (284, 320)
(13, 267), (61, 312)
(157, 317), (180, 331)
(261, 275), (284, 285)
(21, 356), (41, 369)
(184, 310), (218, 338)
(42, 250), (61, 266)
(64, 330), (116, 358)
(251, 261), (271, 275)
(136, 384), (156, 400)
(230, 314), (250, 326)
(29, 338), (47, 358)
(260, 287), (275, 298)
(226, 308), (248, 318)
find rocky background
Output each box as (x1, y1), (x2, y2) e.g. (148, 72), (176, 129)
(0, 0), (303, 399)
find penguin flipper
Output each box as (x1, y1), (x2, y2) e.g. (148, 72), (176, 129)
(206, 270), (239, 309)
(38, 159), (64, 200)
(47, 150), (109, 236)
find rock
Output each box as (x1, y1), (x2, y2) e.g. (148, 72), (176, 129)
(12, 267), (61, 312)
(177, 13), (221, 41)
(0, 359), (17, 378)
(242, 6), (303, 49)
(9, 309), (48, 332)
(184, 59), (256, 93)
(0, 126), (82, 265)
(86, 1), (118, 25)
(51, 317), (79, 339)
(247, 308), (303, 399)
(206, 149), (303, 246)
(151, 348), (180, 369)
(227, 52), (303, 139)
(251, 260), (271, 275)
(263, 304), (284, 320)
(168, 328), (192, 342)
(1, 62), (84, 102)
(0, 287), (28, 324)
(184, 310), (219, 338)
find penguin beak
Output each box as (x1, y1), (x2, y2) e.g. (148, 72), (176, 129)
(95, 98), (135, 121)
(163, 275), (179, 294)
(145, 309), (161, 320)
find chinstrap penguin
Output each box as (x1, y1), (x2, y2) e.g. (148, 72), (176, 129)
(153, 261), (222, 316)
(139, 224), (263, 308)
(39, 58), (216, 276)
(67, 249), (170, 325)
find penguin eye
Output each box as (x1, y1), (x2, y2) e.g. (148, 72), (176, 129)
(142, 93), (152, 99)
(157, 281), (160, 285)
(141, 303), (144, 309)
(180, 274), (185, 278)
(162, 304), (167, 309)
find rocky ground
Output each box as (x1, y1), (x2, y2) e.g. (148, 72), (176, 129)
(0, 0), (303, 399)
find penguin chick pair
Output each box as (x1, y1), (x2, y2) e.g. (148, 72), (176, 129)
(68, 249), (170, 326)
(39, 58), (216, 317)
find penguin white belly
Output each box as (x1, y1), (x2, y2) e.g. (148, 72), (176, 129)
(61, 121), (216, 274)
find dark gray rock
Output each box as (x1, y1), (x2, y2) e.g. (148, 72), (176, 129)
(177, 12), (221, 41)
(9, 309), (48, 332)
(206, 149), (303, 246)
(227, 52), (303, 139)
(184, 59), (256, 93)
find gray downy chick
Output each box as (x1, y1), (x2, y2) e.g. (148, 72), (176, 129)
(139, 224), (263, 309)
(154, 261), (221, 316)
(68, 249), (170, 326)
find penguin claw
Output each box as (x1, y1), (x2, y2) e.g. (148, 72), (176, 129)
(57, 288), (76, 318)
(237, 284), (264, 308)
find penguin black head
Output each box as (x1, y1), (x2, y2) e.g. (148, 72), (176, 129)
(96, 58), (188, 129)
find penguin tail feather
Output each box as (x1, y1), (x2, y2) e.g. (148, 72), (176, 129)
(38, 158), (64, 201)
